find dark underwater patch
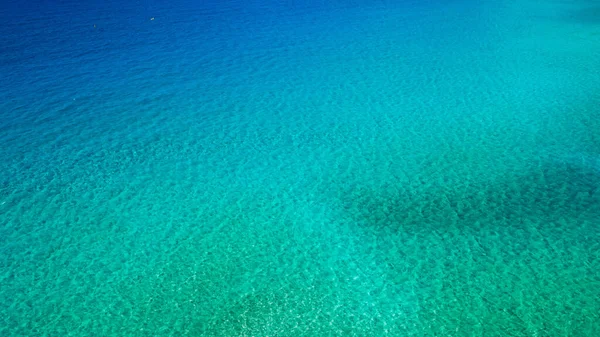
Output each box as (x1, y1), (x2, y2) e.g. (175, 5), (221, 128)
(341, 158), (600, 235)
(564, 5), (600, 24)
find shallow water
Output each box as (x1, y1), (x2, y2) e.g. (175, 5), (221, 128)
(1, 0), (599, 335)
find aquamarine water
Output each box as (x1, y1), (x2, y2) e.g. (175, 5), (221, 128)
(1, 0), (599, 335)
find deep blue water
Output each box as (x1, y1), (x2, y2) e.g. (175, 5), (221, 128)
(1, 0), (600, 335)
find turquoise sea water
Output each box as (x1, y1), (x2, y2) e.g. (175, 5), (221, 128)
(1, 0), (600, 335)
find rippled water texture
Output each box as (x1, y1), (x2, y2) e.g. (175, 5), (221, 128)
(1, 0), (600, 335)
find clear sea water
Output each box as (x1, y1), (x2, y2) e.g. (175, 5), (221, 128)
(1, 0), (600, 335)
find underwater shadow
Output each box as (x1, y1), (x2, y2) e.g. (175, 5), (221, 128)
(339, 156), (600, 236)
(564, 6), (600, 24)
